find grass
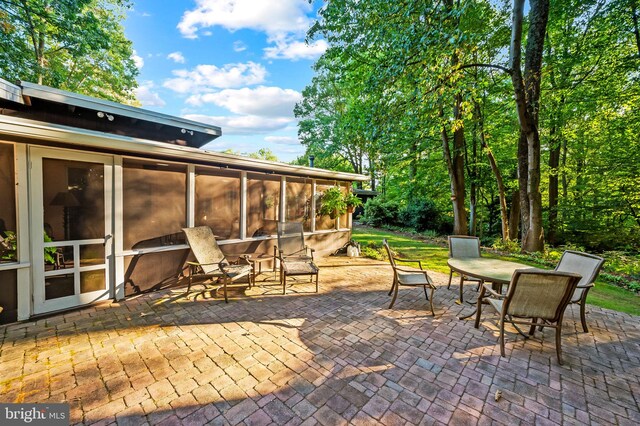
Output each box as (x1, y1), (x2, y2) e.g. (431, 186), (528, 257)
(352, 226), (640, 316)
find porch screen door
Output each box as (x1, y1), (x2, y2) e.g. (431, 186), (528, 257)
(31, 147), (113, 315)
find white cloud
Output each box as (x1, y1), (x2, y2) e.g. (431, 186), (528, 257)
(185, 114), (294, 135)
(186, 86), (301, 117)
(233, 41), (247, 52)
(177, 0), (311, 39)
(264, 136), (299, 145)
(163, 61), (267, 93)
(167, 51), (186, 63)
(134, 81), (165, 107)
(132, 51), (144, 69)
(264, 37), (328, 61)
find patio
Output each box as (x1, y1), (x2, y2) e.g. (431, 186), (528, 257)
(1, 257), (639, 426)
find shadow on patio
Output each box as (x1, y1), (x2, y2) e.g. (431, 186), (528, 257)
(1, 257), (639, 425)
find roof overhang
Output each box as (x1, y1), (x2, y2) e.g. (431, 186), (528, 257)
(0, 79), (221, 148)
(0, 114), (369, 182)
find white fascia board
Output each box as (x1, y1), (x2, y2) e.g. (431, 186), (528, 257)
(0, 115), (369, 182)
(19, 81), (221, 138)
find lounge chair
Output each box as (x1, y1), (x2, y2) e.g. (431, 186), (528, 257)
(182, 226), (253, 302)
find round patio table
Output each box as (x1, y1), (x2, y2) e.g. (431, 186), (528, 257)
(448, 257), (533, 318)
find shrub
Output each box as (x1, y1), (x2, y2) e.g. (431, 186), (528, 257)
(359, 241), (386, 260)
(399, 199), (442, 232)
(361, 198), (401, 227)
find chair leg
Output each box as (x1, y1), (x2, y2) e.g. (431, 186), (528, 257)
(388, 277), (396, 296)
(458, 275), (464, 303)
(579, 301), (589, 333)
(388, 282), (399, 308)
(499, 317), (506, 357)
(474, 285), (486, 328)
(423, 285), (429, 301)
(428, 287), (435, 316)
(556, 322), (564, 365)
(315, 273), (319, 293)
(447, 269), (453, 289)
(223, 277), (228, 303)
(529, 318), (538, 336)
(282, 273), (287, 295)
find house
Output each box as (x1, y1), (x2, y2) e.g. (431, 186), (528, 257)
(0, 78), (367, 324)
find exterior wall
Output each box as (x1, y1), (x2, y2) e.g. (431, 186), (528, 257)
(0, 138), (358, 323)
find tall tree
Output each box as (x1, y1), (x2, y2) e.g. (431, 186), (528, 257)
(510, 0), (549, 252)
(0, 0), (138, 103)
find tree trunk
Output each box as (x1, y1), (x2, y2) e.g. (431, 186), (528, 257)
(510, 0), (549, 252)
(440, 101), (468, 235)
(509, 190), (520, 241)
(517, 131), (529, 241)
(475, 100), (509, 241)
(631, 2), (640, 55)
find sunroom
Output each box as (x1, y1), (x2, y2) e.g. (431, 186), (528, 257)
(0, 78), (367, 324)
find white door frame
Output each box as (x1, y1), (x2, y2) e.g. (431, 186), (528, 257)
(30, 147), (114, 315)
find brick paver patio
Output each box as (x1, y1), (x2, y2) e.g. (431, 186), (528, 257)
(1, 257), (639, 425)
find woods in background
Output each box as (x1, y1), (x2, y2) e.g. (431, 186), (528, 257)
(295, 0), (640, 252)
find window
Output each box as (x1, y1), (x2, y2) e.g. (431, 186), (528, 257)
(247, 173), (281, 237)
(339, 181), (350, 229)
(0, 143), (17, 263)
(195, 168), (240, 239)
(123, 160), (186, 250)
(285, 178), (312, 232)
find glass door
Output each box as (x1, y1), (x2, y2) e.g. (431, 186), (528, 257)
(30, 147), (113, 315)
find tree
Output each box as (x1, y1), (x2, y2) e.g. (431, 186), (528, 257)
(510, 0), (549, 252)
(0, 0), (138, 103)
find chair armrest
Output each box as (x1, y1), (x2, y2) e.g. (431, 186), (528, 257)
(481, 283), (504, 299)
(395, 258), (423, 269)
(577, 282), (595, 289)
(395, 265), (428, 274)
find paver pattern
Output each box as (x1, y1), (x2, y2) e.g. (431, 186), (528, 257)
(1, 257), (639, 425)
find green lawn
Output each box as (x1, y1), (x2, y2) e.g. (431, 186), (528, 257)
(352, 226), (640, 316)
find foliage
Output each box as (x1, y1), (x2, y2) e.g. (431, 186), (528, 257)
(43, 231), (58, 264)
(399, 199), (442, 233)
(299, 0), (640, 254)
(318, 186), (347, 218)
(0, 0), (138, 103)
(0, 231), (17, 261)
(359, 241), (386, 261)
(360, 198), (401, 227)
(344, 192), (363, 209)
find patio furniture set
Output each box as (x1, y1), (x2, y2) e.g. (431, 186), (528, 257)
(182, 222), (319, 302)
(182, 225), (605, 365)
(381, 236), (604, 365)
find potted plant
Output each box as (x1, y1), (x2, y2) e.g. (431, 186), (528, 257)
(345, 192), (363, 213)
(318, 186), (347, 219)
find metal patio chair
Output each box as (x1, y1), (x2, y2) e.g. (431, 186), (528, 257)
(276, 222), (319, 294)
(554, 250), (605, 332)
(474, 269), (581, 365)
(383, 239), (436, 315)
(447, 235), (483, 292)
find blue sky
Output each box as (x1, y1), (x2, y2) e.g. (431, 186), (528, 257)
(124, 0), (325, 162)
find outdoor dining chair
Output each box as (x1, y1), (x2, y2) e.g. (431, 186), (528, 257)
(554, 250), (605, 332)
(383, 239), (437, 315)
(276, 222), (319, 294)
(447, 235), (483, 293)
(474, 269), (581, 365)
(182, 226), (253, 302)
